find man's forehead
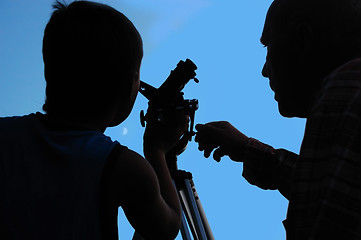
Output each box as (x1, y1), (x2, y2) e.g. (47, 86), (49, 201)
(260, 0), (293, 45)
(260, 1), (279, 45)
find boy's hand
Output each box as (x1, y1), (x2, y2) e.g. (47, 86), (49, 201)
(195, 121), (249, 162)
(143, 109), (189, 154)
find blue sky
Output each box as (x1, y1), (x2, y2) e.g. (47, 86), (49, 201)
(0, 0), (306, 239)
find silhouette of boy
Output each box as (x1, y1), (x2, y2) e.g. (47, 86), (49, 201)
(0, 1), (185, 239)
(196, 0), (361, 239)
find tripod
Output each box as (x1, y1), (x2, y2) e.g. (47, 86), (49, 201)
(169, 157), (214, 240)
(133, 137), (214, 240)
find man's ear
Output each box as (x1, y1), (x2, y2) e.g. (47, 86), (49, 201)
(294, 23), (314, 62)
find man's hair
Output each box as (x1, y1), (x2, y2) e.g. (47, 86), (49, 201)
(273, 0), (361, 33)
(270, 0), (361, 58)
(42, 0), (143, 120)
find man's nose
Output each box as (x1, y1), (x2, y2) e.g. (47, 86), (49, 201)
(262, 61), (269, 78)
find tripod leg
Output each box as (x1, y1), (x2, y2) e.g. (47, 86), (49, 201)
(180, 209), (192, 240)
(181, 178), (208, 240)
(188, 179), (215, 240)
(179, 188), (199, 238)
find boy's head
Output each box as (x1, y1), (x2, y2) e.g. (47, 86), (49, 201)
(42, 0), (143, 126)
(261, 0), (361, 117)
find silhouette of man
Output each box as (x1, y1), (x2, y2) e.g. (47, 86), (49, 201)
(0, 1), (185, 239)
(195, 0), (361, 239)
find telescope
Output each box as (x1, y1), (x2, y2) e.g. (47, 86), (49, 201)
(136, 59), (215, 240)
(139, 58), (199, 156)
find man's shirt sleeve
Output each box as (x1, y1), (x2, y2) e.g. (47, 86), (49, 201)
(241, 138), (298, 200)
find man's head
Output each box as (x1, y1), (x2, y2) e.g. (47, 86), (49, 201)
(261, 0), (361, 117)
(42, 0), (143, 127)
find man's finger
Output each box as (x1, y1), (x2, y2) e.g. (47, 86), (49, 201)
(204, 146), (215, 158)
(195, 124), (205, 132)
(213, 147), (227, 162)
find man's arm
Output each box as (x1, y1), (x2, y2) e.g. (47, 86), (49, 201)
(242, 139), (298, 199)
(195, 121), (298, 199)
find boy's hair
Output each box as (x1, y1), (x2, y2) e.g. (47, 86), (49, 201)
(42, 0), (143, 120)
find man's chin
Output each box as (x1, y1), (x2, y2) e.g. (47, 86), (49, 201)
(278, 103), (308, 118)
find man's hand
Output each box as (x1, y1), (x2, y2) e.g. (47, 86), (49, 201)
(195, 121), (249, 162)
(195, 121), (280, 190)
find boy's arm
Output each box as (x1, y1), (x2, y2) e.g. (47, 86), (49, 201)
(105, 146), (180, 240)
(103, 110), (187, 239)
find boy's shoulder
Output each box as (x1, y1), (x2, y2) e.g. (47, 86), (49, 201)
(0, 113), (36, 135)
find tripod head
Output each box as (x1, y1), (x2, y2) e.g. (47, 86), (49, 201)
(139, 59), (199, 160)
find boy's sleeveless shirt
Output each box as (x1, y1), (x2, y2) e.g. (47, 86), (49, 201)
(0, 113), (120, 240)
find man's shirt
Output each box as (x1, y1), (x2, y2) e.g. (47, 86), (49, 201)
(243, 58), (361, 239)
